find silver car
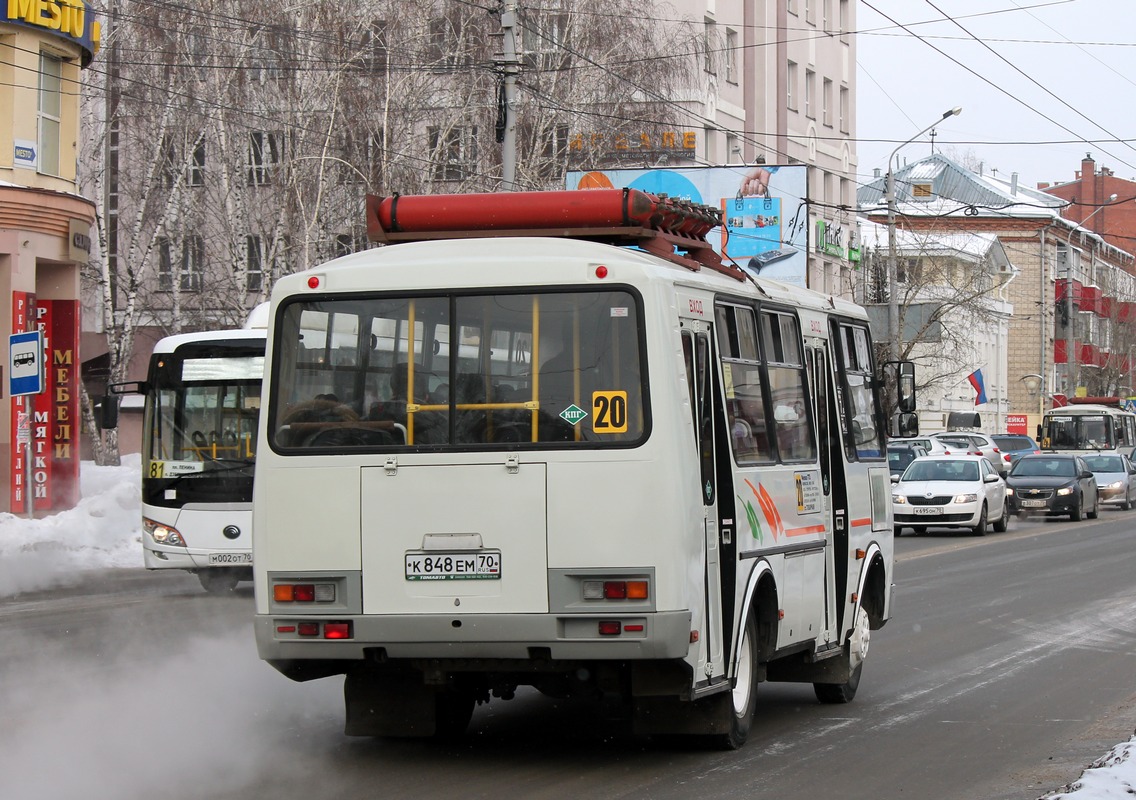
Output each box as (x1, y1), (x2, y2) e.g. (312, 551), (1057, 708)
(1082, 453), (1136, 510)
(931, 431), (1008, 476)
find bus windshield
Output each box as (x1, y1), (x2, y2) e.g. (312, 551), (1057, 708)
(270, 289), (647, 449)
(148, 353), (263, 471)
(1043, 413), (1115, 450)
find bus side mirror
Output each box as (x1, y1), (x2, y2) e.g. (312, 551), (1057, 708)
(896, 361), (916, 413)
(896, 412), (919, 438)
(109, 381), (148, 395)
(96, 396), (119, 430)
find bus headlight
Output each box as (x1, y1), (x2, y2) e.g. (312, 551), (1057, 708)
(143, 518), (186, 547)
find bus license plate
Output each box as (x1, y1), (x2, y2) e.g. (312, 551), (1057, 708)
(208, 552), (252, 565)
(912, 507), (942, 515)
(405, 551), (501, 581)
(1021, 499), (1047, 508)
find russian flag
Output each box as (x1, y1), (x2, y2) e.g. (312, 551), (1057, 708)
(967, 369), (988, 406)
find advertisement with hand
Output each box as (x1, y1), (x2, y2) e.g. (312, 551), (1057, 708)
(567, 165), (809, 286)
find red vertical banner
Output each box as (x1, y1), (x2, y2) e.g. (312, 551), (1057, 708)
(10, 291), (34, 511)
(48, 300), (80, 508)
(32, 302), (53, 511)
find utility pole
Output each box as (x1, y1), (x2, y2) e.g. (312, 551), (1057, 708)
(498, 0), (520, 191)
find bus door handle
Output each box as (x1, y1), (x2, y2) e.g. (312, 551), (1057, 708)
(721, 526), (732, 545)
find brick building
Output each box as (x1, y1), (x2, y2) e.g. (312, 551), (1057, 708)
(1040, 155), (1136, 255)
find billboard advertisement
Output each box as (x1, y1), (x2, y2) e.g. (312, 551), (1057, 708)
(567, 165), (809, 286)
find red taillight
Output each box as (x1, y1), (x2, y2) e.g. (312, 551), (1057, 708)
(297, 622), (319, 636)
(604, 581), (627, 599)
(598, 621), (622, 635)
(293, 584), (316, 602)
(324, 622), (352, 639)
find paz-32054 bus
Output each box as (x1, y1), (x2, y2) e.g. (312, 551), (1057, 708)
(253, 189), (907, 748)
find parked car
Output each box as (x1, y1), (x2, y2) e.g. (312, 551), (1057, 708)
(1005, 453), (1100, 521)
(891, 454), (1009, 536)
(991, 434), (1041, 469)
(889, 436), (950, 457)
(887, 443), (928, 477)
(1082, 453), (1136, 510)
(931, 431), (1008, 476)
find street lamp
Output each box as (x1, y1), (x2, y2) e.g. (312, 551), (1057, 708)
(886, 106), (962, 360)
(1020, 373), (1044, 416)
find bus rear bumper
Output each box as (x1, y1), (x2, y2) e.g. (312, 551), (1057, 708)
(254, 610), (693, 666)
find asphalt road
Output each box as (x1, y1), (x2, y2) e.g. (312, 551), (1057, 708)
(1, 509), (1134, 800)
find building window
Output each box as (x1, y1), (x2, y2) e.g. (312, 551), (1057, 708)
(839, 86), (849, 133)
(340, 129), (385, 189)
(427, 16), (470, 69)
(428, 126), (477, 181)
(787, 61), (797, 110)
(38, 53), (62, 176)
(898, 257), (922, 285)
(521, 9), (569, 71)
(788, 0), (797, 16)
(248, 131), (283, 186)
(161, 133), (206, 188)
(158, 236), (204, 292)
(246, 235), (264, 292)
(703, 18), (716, 75)
(822, 78), (832, 126)
(805, 69), (815, 119)
(840, 0), (850, 35)
(725, 28), (738, 84)
(361, 19), (388, 74)
(805, 0), (814, 25)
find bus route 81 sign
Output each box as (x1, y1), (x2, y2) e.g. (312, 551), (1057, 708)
(9, 330), (45, 396)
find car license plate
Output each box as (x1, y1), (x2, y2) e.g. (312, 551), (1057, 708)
(208, 552), (252, 565)
(912, 507), (942, 515)
(1021, 499), (1047, 508)
(405, 551), (501, 581)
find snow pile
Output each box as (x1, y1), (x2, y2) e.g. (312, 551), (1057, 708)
(1042, 738), (1136, 799)
(0, 453), (143, 597)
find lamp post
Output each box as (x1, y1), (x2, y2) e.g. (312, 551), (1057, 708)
(886, 107), (962, 361)
(1064, 194), (1117, 397)
(1021, 373), (1044, 418)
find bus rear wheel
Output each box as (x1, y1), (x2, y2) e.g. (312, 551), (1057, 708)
(814, 605), (869, 704)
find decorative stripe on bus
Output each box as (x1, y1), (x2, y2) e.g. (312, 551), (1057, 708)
(850, 517), (872, 527)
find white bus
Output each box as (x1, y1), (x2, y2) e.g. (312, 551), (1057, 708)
(116, 321), (266, 593)
(1039, 400), (1136, 455)
(253, 189), (904, 747)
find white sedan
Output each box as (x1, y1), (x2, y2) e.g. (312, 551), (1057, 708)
(892, 455), (1010, 536)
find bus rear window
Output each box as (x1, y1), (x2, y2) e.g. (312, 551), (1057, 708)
(270, 289), (648, 450)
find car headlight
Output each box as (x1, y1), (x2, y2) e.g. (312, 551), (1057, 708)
(143, 517), (187, 547)
(954, 493), (978, 504)
(892, 494), (908, 505)
(1106, 481), (1122, 490)
(1005, 487), (1015, 496)
(1056, 486), (1075, 496)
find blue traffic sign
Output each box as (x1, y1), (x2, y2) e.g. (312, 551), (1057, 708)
(9, 331), (45, 396)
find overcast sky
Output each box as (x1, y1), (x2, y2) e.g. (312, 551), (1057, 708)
(855, 0), (1136, 194)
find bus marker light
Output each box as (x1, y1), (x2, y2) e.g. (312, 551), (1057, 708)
(624, 624), (644, 632)
(307, 275), (321, 289)
(856, 549), (866, 560)
(297, 623), (320, 636)
(778, 609), (785, 620)
(276, 625), (296, 634)
(323, 622), (352, 639)
(598, 621), (621, 635)
(690, 631), (699, 643)
(595, 265), (609, 279)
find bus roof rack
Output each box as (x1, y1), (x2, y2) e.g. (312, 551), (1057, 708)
(365, 188), (746, 281)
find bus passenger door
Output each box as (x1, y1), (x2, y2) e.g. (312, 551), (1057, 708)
(682, 322), (726, 685)
(808, 340), (843, 639)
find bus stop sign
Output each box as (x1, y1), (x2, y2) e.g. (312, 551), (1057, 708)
(9, 330), (45, 396)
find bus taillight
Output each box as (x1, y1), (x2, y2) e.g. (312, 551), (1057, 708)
(583, 580), (649, 600)
(274, 583), (336, 603)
